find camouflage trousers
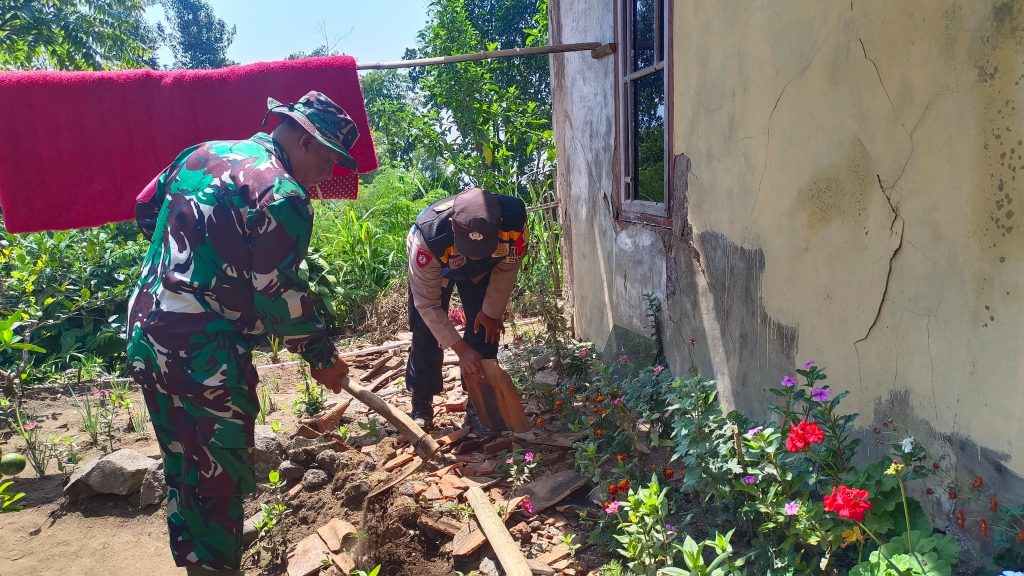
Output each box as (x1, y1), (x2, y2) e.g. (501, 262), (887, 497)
(128, 322), (259, 570)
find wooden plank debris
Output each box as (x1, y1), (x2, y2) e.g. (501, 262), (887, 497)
(464, 486), (532, 576)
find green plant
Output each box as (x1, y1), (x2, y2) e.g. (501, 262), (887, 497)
(572, 440), (608, 485)
(256, 384), (276, 425)
(251, 470), (291, 565)
(352, 566), (381, 576)
(613, 474), (676, 575)
(68, 386), (101, 445)
(358, 417), (381, 440)
(129, 405), (150, 436)
(292, 380), (326, 419)
(563, 533), (581, 559)
(598, 560), (624, 576)
(270, 420), (287, 435)
(661, 530), (747, 576)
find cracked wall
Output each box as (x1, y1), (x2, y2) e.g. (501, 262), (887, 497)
(551, 0), (1024, 511)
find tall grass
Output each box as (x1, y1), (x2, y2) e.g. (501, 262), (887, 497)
(310, 168), (446, 331)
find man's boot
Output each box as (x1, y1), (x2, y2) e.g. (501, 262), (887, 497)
(464, 402), (497, 437)
(411, 394), (433, 429)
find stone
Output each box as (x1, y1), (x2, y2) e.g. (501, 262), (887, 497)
(477, 555), (500, 576)
(315, 449), (344, 475)
(133, 460), (167, 507)
(278, 460), (306, 482)
(534, 369), (558, 387)
(65, 449), (158, 501)
(243, 510), (265, 547)
(254, 425), (285, 480)
(530, 354), (554, 370)
(302, 469), (330, 491)
(339, 477), (371, 509)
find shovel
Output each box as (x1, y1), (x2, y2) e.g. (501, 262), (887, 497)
(462, 359), (531, 433)
(336, 375), (441, 462)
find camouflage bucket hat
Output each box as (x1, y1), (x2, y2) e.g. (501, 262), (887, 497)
(265, 90), (360, 171)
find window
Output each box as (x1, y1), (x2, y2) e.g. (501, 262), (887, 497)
(619, 0), (669, 219)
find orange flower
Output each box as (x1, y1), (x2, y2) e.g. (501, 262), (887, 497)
(619, 479), (631, 492)
(1016, 528), (1024, 544)
(607, 484), (619, 496)
(566, 386), (576, 395)
(662, 467), (675, 479)
(594, 429), (604, 438)
(535, 418), (545, 426)
(553, 399), (564, 410)
(971, 475), (984, 490)
(559, 411), (568, 418)
(616, 453), (628, 464)
(594, 395), (606, 403)
(956, 509), (966, 528)
(979, 517), (990, 538)
(991, 494), (1000, 513)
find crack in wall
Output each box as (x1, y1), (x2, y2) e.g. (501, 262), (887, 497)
(854, 176), (906, 347)
(859, 38), (903, 126)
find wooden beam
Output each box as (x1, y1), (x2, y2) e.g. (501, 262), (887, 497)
(464, 487), (532, 576)
(358, 43), (605, 70)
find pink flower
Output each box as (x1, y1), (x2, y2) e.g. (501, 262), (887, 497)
(579, 348), (590, 358)
(24, 421), (38, 431)
(784, 501), (801, 516)
(746, 426), (764, 437)
(524, 452), (535, 463)
(743, 475), (757, 485)
(803, 360), (816, 370)
(811, 387), (831, 402)
(90, 389), (110, 399)
(618, 355), (629, 365)
(604, 500), (621, 514)
(520, 496), (534, 515)
(653, 365), (666, 375)
(780, 376), (797, 388)
(613, 396), (624, 406)
(506, 456), (514, 465)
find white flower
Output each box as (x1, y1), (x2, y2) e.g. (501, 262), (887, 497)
(901, 437), (915, 453)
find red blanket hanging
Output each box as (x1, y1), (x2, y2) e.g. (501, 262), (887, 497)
(0, 56), (378, 233)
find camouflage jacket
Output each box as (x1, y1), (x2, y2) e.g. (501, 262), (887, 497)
(127, 132), (337, 369)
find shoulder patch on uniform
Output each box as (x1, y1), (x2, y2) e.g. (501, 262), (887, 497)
(433, 199), (455, 213)
(449, 254), (466, 269)
(415, 248), (433, 268)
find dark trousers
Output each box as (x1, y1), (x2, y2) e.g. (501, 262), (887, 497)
(406, 273), (499, 403)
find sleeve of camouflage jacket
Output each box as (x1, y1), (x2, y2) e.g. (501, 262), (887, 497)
(407, 227), (462, 349)
(249, 192), (338, 370)
(481, 230), (526, 321)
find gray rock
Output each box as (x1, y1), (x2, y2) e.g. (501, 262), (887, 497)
(530, 354), (553, 370)
(534, 369), (558, 387)
(477, 555), (501, 576)
(133, 460), (167, 507)
(65, 449), (158, 501)
(287, 437), (336, 467)
(278, 460), (306, 483)
(315, 449), (343, 475)
(254, 425), (285, 481)
(242, 510), (265, 547)
(302, 468), (330, 491)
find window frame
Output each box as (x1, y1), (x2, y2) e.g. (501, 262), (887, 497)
(615, 0), (673, 226)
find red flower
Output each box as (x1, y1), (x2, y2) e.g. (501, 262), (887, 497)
(594, 395), (606, 403)
(662, 467), (675, 479)
(785, 421), (826, 452)
(991, 494), (1000, 513)
(932, 462), (941, 470)
(615, 453), (628, 464)
(553, 399), (564, 410)
(535, 418), (545, 426)
(823, 485), (872, 523)
(566, 386), (576, 395)
(926, 488), (935, 495)
(1016, 528), (1024, 544)
(948, 489), (958, 500)
(971, 475), (984, 490)
(980, 517), (990, 538)
(618, 479), (631, 493)
(956, 509), (966, 528)
(594, 429), (604, 438)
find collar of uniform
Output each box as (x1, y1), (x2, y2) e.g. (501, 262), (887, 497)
(250, 132), (295, 176)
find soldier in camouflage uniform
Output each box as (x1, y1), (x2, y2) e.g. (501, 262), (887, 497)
(126, 90), (359, 575)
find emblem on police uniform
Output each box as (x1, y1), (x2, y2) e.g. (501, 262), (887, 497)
(415, 248), (433, 268)
(491, 243), (510, 258)
(449, 254), (466, 268)
(468, 231), (483, 240)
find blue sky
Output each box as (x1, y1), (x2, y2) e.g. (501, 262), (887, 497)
(148, 1), (431, 66)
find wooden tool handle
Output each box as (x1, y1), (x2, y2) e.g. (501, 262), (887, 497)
(336, 375), (440, 461)
(465, 486), (532, 576)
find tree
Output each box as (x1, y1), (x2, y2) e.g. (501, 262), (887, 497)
(406, 0), (553, 198)
(0, 0), (157, 70)
(157, 0), (235, 69)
